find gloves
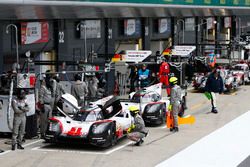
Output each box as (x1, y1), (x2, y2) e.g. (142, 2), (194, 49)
(168, 105), (172, 111)
(127, 124), (135, 133)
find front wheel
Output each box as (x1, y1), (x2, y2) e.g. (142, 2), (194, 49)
(160, 105), (166, 124)
(242, 77), (245, 85)
(108, 123), (117, 147)
(178, 98), (186, 117)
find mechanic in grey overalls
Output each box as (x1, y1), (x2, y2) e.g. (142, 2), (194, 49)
(169, 77), (182, 132)
(12, 89), (29, 150)
(39, 79), (53, 138)
(127, 106), (148, 146)
(53, 75), (65, 106)
(44, 70), (57, 111)
(87, 75), (99, 98)
(71, 74), (88, 107)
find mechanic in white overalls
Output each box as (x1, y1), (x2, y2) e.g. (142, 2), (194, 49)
(11, 89), (29, 150)
(127, 106), (148, 146)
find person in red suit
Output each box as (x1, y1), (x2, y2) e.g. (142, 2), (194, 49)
(159, 58), (171, 96)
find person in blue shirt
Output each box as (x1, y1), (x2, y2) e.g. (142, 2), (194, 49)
(138, 64), (151, 88)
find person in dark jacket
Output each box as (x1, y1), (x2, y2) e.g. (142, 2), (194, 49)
(205, 68), (224, 113)
(128, 65), (138, 93)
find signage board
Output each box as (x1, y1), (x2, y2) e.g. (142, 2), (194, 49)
(21, 22), (49, 44)
(171, 45), (196, 56)
(17, 73), (36, 88)
(124, 19), (141, 36)
(224, 17), (232, 28)
(206, 17), (215, 30)
(112, 50), (152, 62)
(185, 18), (195, 31)
(158, 18), (169, 34)
(80, 20), (101, 39)
(124, 19), (136, 36)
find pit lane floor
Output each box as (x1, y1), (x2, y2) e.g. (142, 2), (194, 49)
(1, 86), (250, 167)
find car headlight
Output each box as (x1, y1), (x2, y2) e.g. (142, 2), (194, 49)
(49, 122), (60, 132)
(144, 104), (161, 114)
(92, 122), (110, 134)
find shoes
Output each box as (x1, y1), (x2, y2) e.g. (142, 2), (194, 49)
(211, 108), (218, 114)
(135, 139), (144, 146)
(171, 127), (179, 132)
(17, 144), (24, 150)
(40, 134), (45, 139)
(11, 144), (16, 151)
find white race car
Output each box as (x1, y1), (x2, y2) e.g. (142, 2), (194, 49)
(129, 83), (187, 125)
(45, 94), (138, 147)
(192, 73), (208, 91)
(231, 63), (250, 85)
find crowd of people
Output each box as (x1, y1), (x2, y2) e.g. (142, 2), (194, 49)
(7, 70), (107, 151)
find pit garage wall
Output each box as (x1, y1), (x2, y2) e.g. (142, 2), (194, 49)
(0, 21), (55, 73)
(0, 16), (242, 92)
(56, 19), (115, 94)
(57, 19), (108, 63)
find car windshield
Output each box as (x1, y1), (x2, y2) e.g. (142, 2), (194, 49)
(72, 106), (103, 122)
(132, 90), (160, 103)
(73, 110), (100, 122)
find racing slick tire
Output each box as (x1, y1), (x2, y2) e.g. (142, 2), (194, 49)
(160, 105), (167, 124)
(108, 122), (117, 147)
(178, 98), (186, 117)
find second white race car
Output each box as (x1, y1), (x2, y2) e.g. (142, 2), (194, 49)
(129, 83), (187, 125)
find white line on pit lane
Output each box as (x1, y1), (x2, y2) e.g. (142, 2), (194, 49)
(0, 139), (43, 156)
(32, 141), (133, 155)
(23, 139), (43, 147)
(156, 111), (250, 167)
(0, 150), (11, 155)
(105, 141), (133, 154)
(153, 126), (166, 129)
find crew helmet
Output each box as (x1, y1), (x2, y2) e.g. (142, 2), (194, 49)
(169, 77), (178, 85)
(128, 106), (139, 114)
